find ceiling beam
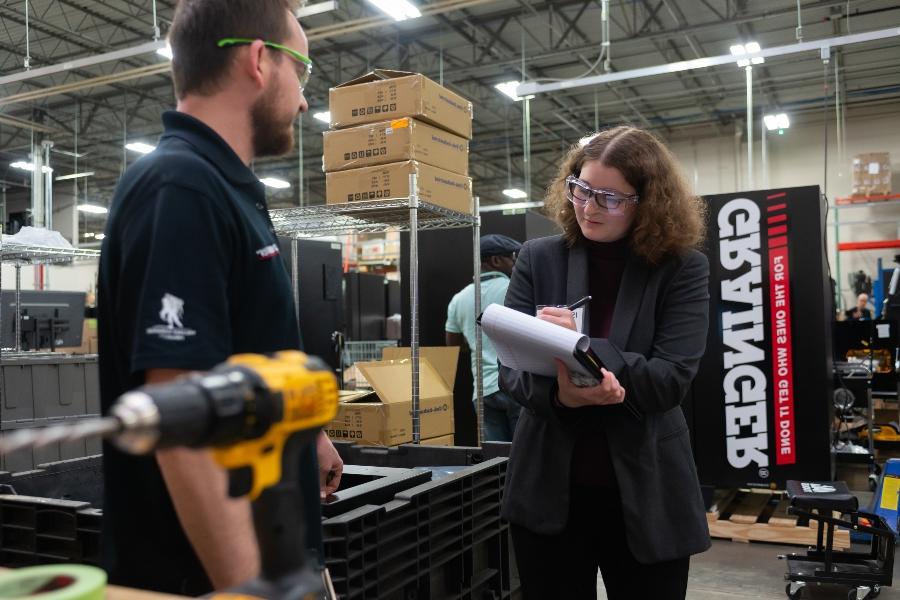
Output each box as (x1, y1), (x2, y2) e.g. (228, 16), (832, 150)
(519, 25), (900, 95)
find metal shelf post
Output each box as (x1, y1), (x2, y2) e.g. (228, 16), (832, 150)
(472, 196), (483, 445)
(15, 263), (22, 353)
(408, 173), (421, 443)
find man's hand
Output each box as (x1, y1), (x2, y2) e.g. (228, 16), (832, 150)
(554, 359), (626, 408)
(316, 431), (343, 499)
(537, 306), (577, 331)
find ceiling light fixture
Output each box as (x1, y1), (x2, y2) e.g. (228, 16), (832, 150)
(77, 204), (108, 214)
(260, 177), (291, 189)
(364, 0), (421, 21)
(502, 188), (528, 200)
(732, 41), (764, 67)
(55, 171), (95, 181)
(313, 111), (331, 123)
(156, 44), (173, 60)
(495, 81), (534, 102)
(764, 113), (790, 132)
(125, 142), (156, 154)
(296, 1), (339, 18)
(10, 161), (52, 174)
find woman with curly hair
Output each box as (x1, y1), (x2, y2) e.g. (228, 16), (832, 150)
(500, 126), (710, 599)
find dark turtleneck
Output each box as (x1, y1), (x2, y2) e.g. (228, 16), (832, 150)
(570, 236), (630, 489)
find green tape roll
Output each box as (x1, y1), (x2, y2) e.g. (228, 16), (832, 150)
(0, 565), (106, 600)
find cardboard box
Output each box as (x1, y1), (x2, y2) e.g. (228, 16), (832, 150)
(852, 152), (891, 196)
(381, 346), (459, 391)
(326, 353), (456, 446)
(326, 160), (473, 214)
(421, 433), (456, 446)
(57, 318), (97, 354)
(323, 118), (469, 175)
(329, 69), (473, 139)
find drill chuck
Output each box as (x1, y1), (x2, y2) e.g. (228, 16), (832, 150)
(112, 364), (280, 455)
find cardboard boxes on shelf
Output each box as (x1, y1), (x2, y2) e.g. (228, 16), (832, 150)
(323, 118), (469, 175)
(324, 69), (473, 213)
(329, 69), (473, 139)
(852, 152), (892, 197)
(326, 160), (472, 214)
(326, 347), (457, 447)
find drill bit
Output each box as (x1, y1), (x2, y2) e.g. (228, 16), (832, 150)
(0, 417), (121, 455)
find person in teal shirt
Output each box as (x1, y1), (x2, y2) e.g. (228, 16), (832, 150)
(446, 234), (523, 441)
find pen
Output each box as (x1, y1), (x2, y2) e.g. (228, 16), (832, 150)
(565, 295), (592, 311)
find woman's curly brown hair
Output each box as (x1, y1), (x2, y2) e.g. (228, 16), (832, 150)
(545, 126), (707, 264)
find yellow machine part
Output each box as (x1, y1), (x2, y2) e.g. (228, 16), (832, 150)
(211, 350), (339, 500)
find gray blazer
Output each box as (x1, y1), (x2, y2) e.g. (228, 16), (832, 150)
(499, 234), (712, 564)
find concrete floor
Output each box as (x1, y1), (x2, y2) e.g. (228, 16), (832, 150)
(594, 484), (896, 599)
(594, 539), (899, 599)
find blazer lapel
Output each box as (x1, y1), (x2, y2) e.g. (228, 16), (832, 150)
(566, 243), (590, 333)
(608, 254), (650, 349)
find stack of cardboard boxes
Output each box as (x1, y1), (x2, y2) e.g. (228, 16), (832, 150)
(324, 69), (474, 214)
(326, 347), (457, 447)
(852, 152), (892, 198)
(322, 70), (472, 447)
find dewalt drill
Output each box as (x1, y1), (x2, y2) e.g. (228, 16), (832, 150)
(0, 350), (339, 600)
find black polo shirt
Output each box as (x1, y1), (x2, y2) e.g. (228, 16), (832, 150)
(97, 111), (322, 595)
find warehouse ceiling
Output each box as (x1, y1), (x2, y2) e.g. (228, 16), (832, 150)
(0, 0), (899, 239)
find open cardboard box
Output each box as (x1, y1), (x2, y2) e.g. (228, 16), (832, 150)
(325, 347), (458, 446)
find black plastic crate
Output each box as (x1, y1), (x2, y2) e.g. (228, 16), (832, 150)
(334, 442), (479, 469)
(0, 454), (519, 599)
(9, 455), (103, 507)
(322, 464), (431, 518)
(0, 495), (90, 567)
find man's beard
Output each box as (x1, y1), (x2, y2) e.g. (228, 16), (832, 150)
(251, 80), (296, 158)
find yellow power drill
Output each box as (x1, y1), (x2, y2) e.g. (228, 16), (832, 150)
(115, 350), (338, 599)
(0, 350), (339, 599)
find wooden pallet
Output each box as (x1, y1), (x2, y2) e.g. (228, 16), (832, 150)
(707, 489), (851, 549)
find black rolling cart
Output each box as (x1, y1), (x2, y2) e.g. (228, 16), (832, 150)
(780, 480), (895, 600)
(833, 361), (880, 491)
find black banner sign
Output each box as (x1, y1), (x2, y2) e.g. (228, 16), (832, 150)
(692, 186), (834, 489)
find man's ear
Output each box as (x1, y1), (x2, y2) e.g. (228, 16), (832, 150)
(487, 255), (504, 270)
(236, 40), (269, 90)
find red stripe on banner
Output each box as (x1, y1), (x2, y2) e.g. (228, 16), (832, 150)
(767, 214), (787, 224)
(767, 203), (787, 211)
(769, 246), (796, 465)
(769, 225), (788, 236)
(838, 240), (900, 251)
(768, 235), (788, 249)
(767, 192), (787, 200)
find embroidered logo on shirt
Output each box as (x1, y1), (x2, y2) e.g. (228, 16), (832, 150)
(256, 244), (280, 260)
(146, 293), (197, 341)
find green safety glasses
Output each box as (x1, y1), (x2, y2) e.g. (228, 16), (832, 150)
(217, 37), (313, 90)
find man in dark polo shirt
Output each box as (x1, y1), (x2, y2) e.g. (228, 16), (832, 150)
(97, 0), (343, 594)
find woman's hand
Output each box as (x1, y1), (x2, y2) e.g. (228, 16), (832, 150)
(554, 359), (626, 408)
(537, 306), (577, 331)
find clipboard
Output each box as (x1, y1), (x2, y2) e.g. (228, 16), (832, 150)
(479, 304), (642, 420)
